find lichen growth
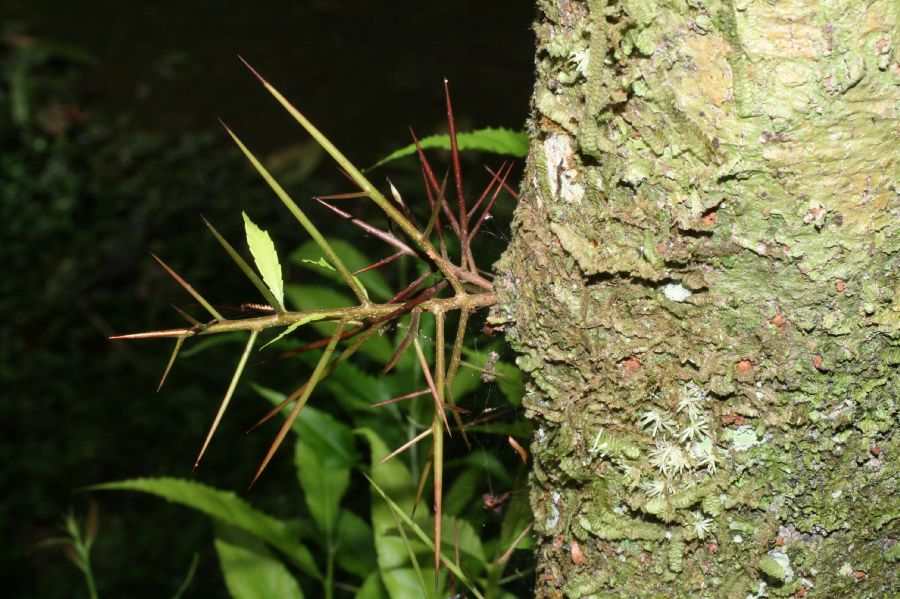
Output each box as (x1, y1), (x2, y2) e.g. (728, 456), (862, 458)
(498, 0), (899, 596)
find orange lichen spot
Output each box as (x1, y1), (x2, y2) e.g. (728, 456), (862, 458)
(656, 242), (668, 256)
(795, 587), (807, 598)
(854, 571), (866, 581)
(812, 355), (824, 370)
(553, 535), (565, 551)
(835, 279), (846, 292)
(621, 356), (641, 374)
(875, 38), (889, 53)
(570, 540), (586, 565)
(871, 446), (882, 457)
(734, 415), (745, 426)
(775, 536), (784, 546)
(706, 542), (719, 555)
(771, 312), (786, 330)
(737, 359), (752, 373)
(702, 211), (718, 225)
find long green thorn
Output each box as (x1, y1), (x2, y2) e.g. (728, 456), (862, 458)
(432, 310), (447, 594)
(219, 121), (369, 306)
(236, 56), (466, 295)
(364, 474), (485, 599)
(151, 253), (225, 321)
(377, 428), (433, 466)
(194, 330), (258, 468)
(202, 217), (285, 311)
(249, 322), (345, 488)
(157, 336), (185, 392)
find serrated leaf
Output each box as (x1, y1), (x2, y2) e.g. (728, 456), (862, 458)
(89, 477), (321, 579)
(243, 212), (284, 308)
(369, 128), (528, 170)
(214, 523), (304, 599)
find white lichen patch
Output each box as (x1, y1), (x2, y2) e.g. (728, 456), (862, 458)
(725, 425), (762, 451)
(649, 441), (690, 478)
(543, 134), (584, 204)
(663, 282), (693, 302)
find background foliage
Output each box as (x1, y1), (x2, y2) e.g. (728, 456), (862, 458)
(2, 3), (534, 597)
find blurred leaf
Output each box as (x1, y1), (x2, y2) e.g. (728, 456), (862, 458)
(179, 332), (246, 358)
(284, 284), (392, 362)
(214, 523), (304, 599)
(356, 428), (416, 575)
(295, 436), (349, 535)
(266, 140), (324, 186)
(369, 128), (528, 170)
(260, 313), (330, 350)
(335, 510), (377, 578)
(355, 572), (388, 599)
(382, 568), (437, 599)
(243, 212), (284, 307)
(89, 478), (321, 578)
(291, 238), (391, 302)
(440, 515), (485, 571)
(442, 467), (481, 516)
(462, 348), (524, 406)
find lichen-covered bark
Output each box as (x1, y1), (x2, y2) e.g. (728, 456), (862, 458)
(495, 1), (899, 597)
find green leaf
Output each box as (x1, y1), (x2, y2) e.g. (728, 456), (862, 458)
(260, 313), (331, 350)
(243, 212), (284, 308)
(295, 436), (350, 536)
(369, 128), (528, 170)
(252, 387), (361, 469)
(214, 523), (304, 599)
(88, 478), (321, 579)
(335, 511), (377, 578)
(284, 284), (392, 362)
(462, 347), (525, 406)
(291, 238), (391, 302)
(355, 572), (388, 599)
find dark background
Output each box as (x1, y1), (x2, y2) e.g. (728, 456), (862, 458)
(1, 2), (534, 596)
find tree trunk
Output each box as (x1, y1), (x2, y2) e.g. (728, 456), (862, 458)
(496, 1), (898, 596)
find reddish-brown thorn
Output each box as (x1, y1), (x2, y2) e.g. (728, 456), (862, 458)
(412, 451), (433, 517)
(411, 128), (460, 234)
(469, 162), (514, 240)
(150, 253), (224, 321)
(312, 191), (369, 201)
(109, 328), (193, 340)
(389, 270), (434, 304)
(353, 250), (405, 275)
(498, 523), (534, 565)
(377, 428), (432, 466)
(413, 339), (452, 437)
(316, 199), (415, 256)
(467, 161), (507, 219)
(443, 77), (468, 242)
(249, 323), (345, 488)
(382, 309), (421, 373)
(368, 388), (431, 408)
(484, 164), (520, 200)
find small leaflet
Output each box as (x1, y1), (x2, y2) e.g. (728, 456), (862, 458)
(242, 212), (284, 308)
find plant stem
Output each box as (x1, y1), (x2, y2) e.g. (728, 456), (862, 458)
(432, 310), (446, 593)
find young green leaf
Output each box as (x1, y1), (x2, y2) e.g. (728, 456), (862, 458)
(243, 212), (285, 308)
(369, 128), (528, 171)
(88, 477), (321, 579)
(260, 313), (331, 350)
(295, 436), (350, 536)
(214, 523), (305, 599)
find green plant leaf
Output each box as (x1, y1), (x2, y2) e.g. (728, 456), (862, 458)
(462, 347), (525, 407)
(335, 511), (377, 578)
(291, 238), (391, 301)
(369, 128), (528, 170)
(214, 523), (304, 599)
(295, 436), (350, 536)
(243, 212), (284, 308)
(284, 284), (392, 362)
(88, 478), (321, 579)
(260, 313), (331, 350)
(355, 572), (388, 599)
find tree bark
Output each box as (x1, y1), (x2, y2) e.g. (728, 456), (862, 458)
(496, 1), (898, 596)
